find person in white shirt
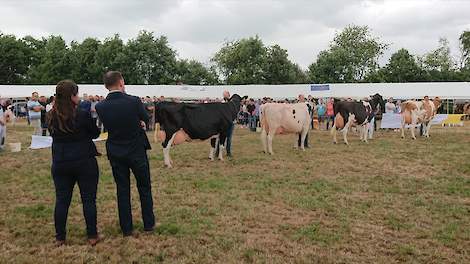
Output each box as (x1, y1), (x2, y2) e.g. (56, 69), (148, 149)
(385, 98), (396, 114)
(46, 96), (55, 112)
(27, 92), (44, 136)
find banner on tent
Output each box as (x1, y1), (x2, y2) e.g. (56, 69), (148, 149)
(30, 133), (108, 150)
(310, 84), (330, 91)
(380, 113), (452, 129)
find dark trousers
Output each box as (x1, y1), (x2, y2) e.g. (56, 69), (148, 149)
(298, 133), (309, 147)
(52, 158), (99, 241)
(226, 123), (234, 155)
(215, 123), (234, 156)
(108, 152), (155, 235)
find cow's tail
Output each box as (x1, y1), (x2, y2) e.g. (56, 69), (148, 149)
(154, 123), (160, 143)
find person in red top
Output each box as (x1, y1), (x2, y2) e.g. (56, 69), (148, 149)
(326, 98), (335, 130)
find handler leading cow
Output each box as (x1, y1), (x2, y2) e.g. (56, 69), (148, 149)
(154, 94), (245, 168)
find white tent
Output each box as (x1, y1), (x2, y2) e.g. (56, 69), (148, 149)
(1, 82), (469, 100)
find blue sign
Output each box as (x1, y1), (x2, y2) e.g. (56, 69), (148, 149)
(310, 84), (330, 91)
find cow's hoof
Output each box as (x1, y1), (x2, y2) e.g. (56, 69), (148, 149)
(412, 137), (416, 140)
(165, 163), (172, 168)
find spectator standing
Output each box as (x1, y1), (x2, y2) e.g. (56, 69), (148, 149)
(395, 100), (402, 114)
(90, 96), (98, 126)
(46, 96), (55, 113)
(246, 99), (256, 131)
(47, 80), (101, 246)
(297, 94), (310, 148)
(144, 96), (155, 131)
(326, 98), (335, 130)
(0, 97), (5, 151)
(254, 99), (261, 128)
(316, 98), (326, 130)
(39, 96), (48, 136)
(79, 94), (92, 113)
(27, 92), (43, 136)
(217, 91), (234, 157)
(385, 98), (396, 114)
(95, 71), (155, 237)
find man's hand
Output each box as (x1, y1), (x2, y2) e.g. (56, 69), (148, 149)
(0, 120), (5, 126)
(140, 120), (146, 130)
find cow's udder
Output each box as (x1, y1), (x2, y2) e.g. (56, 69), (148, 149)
(173, 130), (191, 145)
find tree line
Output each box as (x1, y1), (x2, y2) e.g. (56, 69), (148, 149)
(1, 25), (469, 85)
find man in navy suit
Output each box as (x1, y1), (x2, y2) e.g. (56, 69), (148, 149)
(96, 71), (155, 236)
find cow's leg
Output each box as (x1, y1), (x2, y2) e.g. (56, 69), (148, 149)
(401, 115), (405, 139)
(261, 128), (268, 153)
(410, 113), (418, 140)
(342, 115), (355, 145)
(361, 124), (367, 143)
(162, 133), (177, 168)
(218, 133), (227, 161)
(209, 137), (218, 161)
(300, 128), (308, 151)
(267, 127), (277, 155)
(424, 121), (431, 138)
(331, 124), (338, 144)
(364, 124), (369, 143)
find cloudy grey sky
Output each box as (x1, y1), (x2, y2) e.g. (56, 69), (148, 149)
(1, 0), (469, 68)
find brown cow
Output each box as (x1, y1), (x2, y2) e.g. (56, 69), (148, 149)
(401, 96), (441, 139)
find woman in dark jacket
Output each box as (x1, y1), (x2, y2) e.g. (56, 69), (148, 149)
(47, 80), (100, 246)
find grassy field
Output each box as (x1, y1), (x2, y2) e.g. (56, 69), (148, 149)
(0, 120), (469, 263)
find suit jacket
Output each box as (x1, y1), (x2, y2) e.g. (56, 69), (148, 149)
(96, 92), (151, 159)
(49, 109), (100, 164)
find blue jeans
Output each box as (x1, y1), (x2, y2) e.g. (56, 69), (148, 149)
(249, 115), (257, 131)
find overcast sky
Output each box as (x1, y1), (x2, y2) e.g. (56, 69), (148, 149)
(1, 0), (469, 68)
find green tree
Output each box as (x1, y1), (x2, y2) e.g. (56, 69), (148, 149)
(27, 35), (72, 84)
(69, 38), (102, 83)
(123, 31), (177, 84)
(381, 48), (423, 82)
(308, 25), (388, 83)
(94, 34), (128, 76)
(212, 36), (267, 84)
(263, 45), (306, 84)
(419, 38), (460, 81)
(176, 59), (219, 85)
(0, 33), (30, 84)
(459, 31), (470, 78)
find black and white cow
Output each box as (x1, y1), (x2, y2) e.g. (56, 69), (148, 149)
(331, 93), (384, 145)
(154, 94), (246, 168)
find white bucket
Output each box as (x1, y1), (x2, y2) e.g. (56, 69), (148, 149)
(9, 143), (21, 152)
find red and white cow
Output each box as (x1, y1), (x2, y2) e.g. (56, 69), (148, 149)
(260, 103), (311, 155)
(400, 96), (441, 139)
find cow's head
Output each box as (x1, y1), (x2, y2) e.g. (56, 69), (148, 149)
(229, 94), (247, 104)
(370, 93), (385, 113)
(433, 97), (442, 111)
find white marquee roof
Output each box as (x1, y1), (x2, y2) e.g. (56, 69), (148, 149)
(1, 82), (469, 100)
